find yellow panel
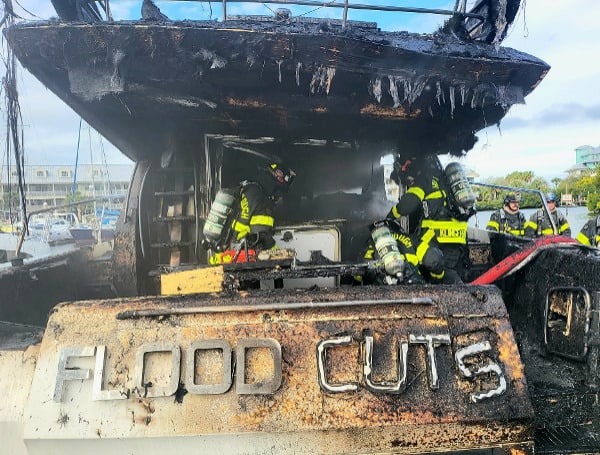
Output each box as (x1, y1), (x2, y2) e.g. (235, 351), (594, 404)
(161, 266), (223, 295)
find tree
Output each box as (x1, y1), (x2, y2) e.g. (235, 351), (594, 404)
(505, 170), (534, 187)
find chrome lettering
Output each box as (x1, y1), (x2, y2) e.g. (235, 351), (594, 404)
(455, 341), (507, 402)
(316, 335), (358, 393)
(363, 335), (408, 393)
(317, 333), (504, 401)
(236, 338), (282, 395)
(53, 337), (282, 402)
(134, 342), (181, 398)
(186, 339), (232, 395)
(53, 346), (94, 402)
(93, 345), (127, 400)
(409, 334), (451, 389)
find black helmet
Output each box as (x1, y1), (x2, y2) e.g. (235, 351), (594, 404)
(546, 192), (558, 203)
(259, 162), (295, 191)
(503, 192), (520, 206)
(504, 191), (521, 205)
(390, 155), (417, 186)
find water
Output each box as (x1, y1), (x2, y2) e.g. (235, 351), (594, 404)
(469, 205), (594, 237)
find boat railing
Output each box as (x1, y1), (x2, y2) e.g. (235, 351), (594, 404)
(215, 0), (484, 26)
(471, 182), (559, 235)
(74, 0), (486, 31)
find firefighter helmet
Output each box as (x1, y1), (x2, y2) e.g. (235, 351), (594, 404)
(390, 155), (417, 186)
(546, 192), (558, 203)
(503, 192), (520, 206)
(259, 162), (296, 191)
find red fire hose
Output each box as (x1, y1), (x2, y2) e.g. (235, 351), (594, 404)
(470, 235), (579, 285)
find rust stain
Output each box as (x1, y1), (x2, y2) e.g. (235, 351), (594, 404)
(230, 406), (269, 428)
(494, 320), (525, 382)
(226, 97), (266, 108)
(360, 103), (420, 118)
(138, 398), (156, 414)
(422, 318), (448, 328)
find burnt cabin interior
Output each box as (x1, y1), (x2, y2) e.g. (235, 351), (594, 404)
(2, 5), (552, 296)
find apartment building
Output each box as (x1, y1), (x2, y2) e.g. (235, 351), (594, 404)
(575, 144), (600, 169)
(0, 163), (134, 209)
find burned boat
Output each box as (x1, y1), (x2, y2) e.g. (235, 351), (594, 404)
(3, 0), (548, 170)
(1, 1), (598, 454)
(3, 0), (549, 286)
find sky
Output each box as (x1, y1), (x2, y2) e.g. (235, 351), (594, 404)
(1, 1), (599, 181)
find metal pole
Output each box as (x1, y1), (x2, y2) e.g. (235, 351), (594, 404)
(342, 0), (348, 29)
(222, 0), (227, 21)
(170, 0), (484, 21)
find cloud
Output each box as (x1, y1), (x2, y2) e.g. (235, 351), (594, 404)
(501, 103), (600, 129)
(457, 1), (600, 179)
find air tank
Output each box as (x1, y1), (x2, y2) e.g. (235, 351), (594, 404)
(202, 188), (236, 248)
(370, 223), (404, 279)
(444, 162), (475, 209)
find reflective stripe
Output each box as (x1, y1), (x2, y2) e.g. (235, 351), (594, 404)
(424, 190), (444, 200)
(405, 253), (419, 267)
(421, 220), (467, 244)
(391, 205), (401, 219)
(558, 223), (570, 234)
(250, 214), (274, 227)
(541, 228), (554, 235)
(507, 227), (525, 236)
(407, 186), (425, 201)
(524, 220), (537, 231)
(486, 220), (500, 231)
(416, 229), (436, 262)
(430, 270), (445, 280)
(232, 220), (250, 239)
(576, 232), (591, 246)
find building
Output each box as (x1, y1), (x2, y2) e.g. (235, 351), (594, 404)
(565, 162), (588, 178)
(0, 163), (134, 210)
(574, 144), (600, 169)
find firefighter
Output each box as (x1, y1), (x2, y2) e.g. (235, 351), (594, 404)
(208, 162), (295, 264)
(486, 191), (530, 263)
(356, 218), (425, 285)
(486, 192), (527, 236)
(524, 192), (571, 238)
(387, 154), (465, 284)
(576, 215), (600, 247)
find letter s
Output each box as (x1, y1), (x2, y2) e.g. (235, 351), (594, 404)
(455, 341), (507, 403)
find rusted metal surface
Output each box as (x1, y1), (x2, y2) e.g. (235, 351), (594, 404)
(23, 285), (533, 453)
(112, 161), (150, 296)
(502, 247), (600, 454)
